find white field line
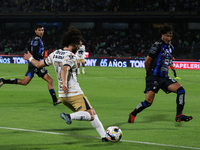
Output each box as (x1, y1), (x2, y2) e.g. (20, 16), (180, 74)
(1, 75), (24, 78)
(0, 126), (200, 149)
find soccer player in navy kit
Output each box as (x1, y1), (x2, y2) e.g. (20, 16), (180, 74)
(128, 24), (193, 123)
(0, 24), (60, 106)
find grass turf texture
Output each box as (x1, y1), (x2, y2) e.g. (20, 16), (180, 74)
(0, 63), (199, 150)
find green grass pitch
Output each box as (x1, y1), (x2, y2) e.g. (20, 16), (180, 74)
(0, 63), (199, 150)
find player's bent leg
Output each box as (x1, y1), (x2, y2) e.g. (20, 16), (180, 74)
(60, 110), (92, 124)
(167, 82), (182, 93)
(60, 95), (107, 142)
(128, 91), (154, 123)
(70, 111), (92, 121)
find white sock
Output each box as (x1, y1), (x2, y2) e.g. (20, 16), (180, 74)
(78, 68), (80, 72)
(90, 115), (106, 138)
(82, 67), (85, 71)
(70, 111), (91, 121)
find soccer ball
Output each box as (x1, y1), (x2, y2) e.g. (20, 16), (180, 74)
(105, 126), (122, 142)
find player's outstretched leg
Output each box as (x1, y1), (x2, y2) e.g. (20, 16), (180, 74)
(90, 114), (108, 142)
(175, 114), (193, 122)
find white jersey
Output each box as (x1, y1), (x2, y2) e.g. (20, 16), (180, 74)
(76, 45), (86, 59)
(44, 49), (83, 97)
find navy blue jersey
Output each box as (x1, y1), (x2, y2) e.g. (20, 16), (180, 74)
(147, 40), (174, 77)
(30, 35), (44, 61)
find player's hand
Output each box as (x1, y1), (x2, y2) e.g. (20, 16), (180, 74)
(62, 85), (68, 94)
(24, 51), (32, 60)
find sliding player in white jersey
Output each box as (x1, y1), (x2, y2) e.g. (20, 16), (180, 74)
(24, 26), (108, 142)
(76, 41), (86, 74)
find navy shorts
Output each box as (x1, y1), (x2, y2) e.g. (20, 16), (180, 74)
(144, 74), (177, 94)
(25, 64), (48, 79)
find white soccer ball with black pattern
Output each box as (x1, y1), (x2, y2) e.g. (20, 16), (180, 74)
(105, 126), (122, 142)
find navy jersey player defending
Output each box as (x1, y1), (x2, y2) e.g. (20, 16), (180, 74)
(0, 24), (60, 106)
(128, 24), (193, 123)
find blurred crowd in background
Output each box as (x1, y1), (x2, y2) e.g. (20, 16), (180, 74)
(0, 0), (200, 59)
(0, 0), (199, 13)
(0, 27), (200, 58)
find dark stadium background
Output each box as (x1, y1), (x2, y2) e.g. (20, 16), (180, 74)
(0, 0), (200, 60)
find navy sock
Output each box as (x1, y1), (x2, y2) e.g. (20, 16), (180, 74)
(49, 89), (58, 102)
(3, 78), (18, 84)
(132, 100), (152, 116)
(176, 87), (185, 116)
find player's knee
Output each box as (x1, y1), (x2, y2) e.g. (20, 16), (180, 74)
(176, 87), (185, 95)
(90, 115), (94, 121)
(87, 108), (96, 121)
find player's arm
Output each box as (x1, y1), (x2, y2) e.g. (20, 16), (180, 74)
(24, 51), (46, 68)
(144, 56), (152, 71)
(61, 65), (70, 94)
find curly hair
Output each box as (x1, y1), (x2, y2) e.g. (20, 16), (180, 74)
(158, 24), (174, 36)
(61, 26), (83, 47)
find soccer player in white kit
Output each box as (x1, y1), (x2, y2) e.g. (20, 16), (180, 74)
(24, 27), (108, 142)
(76, 41), (86, 74)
